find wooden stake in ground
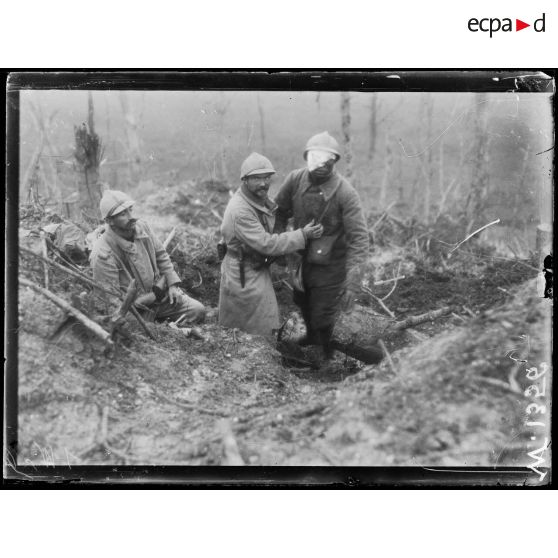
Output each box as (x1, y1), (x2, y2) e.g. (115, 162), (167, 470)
(20, 277), (113, 349)
(39, 231), (49, 289)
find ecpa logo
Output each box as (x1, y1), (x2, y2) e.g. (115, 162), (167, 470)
(468, 13), (546, 37)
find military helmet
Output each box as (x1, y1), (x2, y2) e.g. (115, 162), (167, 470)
(240, 152), (276, 180)
(303, 131), (341, 160)
(100, 189), (135, 220)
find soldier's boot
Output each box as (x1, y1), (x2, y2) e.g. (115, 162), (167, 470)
(296, 308), (319, 346)
(318, 324), (336, 361)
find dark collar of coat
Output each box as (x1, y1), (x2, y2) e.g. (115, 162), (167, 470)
(238, 188), (277, 216)
(298, 168), (342, 201)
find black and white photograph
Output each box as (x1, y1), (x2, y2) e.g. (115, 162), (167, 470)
(4, 71), (553, 483)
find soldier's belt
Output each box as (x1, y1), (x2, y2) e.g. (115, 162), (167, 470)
(226, 248), (272, 268)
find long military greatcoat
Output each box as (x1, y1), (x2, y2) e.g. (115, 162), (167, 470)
(218, 189), (306, 336)
(90, 220), (180, 303)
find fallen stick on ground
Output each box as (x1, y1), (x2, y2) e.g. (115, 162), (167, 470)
(373, 275), (406, 286)
(39, 231), (50, 289)
(381, 262), (402, 301)
(407, 328), (427, 341)
(20, 248), (155, 340)
(218, 419), (245, 465)
(451, 312), (467, 323)
(370, 291), (396, 318)
(152, 387), (227, 417)
(462, 306), (476, 318)
(475, 376), (522, 395)
(448, 218), (501, 255)
(390, 306), (452, 331)
(162, 226), (177, 250)
(20, 277), (113, 349)
(378, 339), (397, 374)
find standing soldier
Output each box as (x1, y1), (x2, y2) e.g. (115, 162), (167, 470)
(90, 189), (206, 324)
(274, 132), (369, 360)
(218, 152), (323, 336)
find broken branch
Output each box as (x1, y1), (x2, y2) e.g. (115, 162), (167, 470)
(362, 286), (395, 318)
(378, 339), (397, 374)
(373, 275), (405, 286)
(381, 262), (402, 301)
(20, 277), (113, 348)
(390, 306), (452, 331)
(152, 387), (226, 417)
(162, 226), (177, 250)
(39, 231), (49, 289)
(448, 218), (501, 255)
(20, 248), (155, 340)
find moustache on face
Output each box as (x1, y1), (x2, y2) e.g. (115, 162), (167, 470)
(126, 219), (138, 227)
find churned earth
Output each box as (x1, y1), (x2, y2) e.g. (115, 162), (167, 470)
(16, 204), (550, 474)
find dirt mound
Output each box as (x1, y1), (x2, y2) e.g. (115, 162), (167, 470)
(141, 179), (231, 229)
(15, 204), (550, 471)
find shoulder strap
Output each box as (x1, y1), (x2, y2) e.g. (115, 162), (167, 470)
(316, 178), (343, 224)
(102, 233), (146, 291)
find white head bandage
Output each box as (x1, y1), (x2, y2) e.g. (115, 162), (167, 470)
(307, 149), (336, 172)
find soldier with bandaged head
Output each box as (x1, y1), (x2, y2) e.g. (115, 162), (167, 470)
(274, 132), (369, 361)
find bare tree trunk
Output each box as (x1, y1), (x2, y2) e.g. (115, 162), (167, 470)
(379, 134), (393, 208)
(119, 92), (142, 186)
(368, 93), (378, 162)
(340, 92), (354, 180)
(423, 94), (434, 223)
(215, 93), (230, 183)
(73, 92), (103, 221)
(256, 94), (266, 153)
(23, 130), (45, 204)
(465, 94), (490, 232)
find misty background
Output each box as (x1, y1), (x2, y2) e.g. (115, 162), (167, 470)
(19, 89), (553, 254)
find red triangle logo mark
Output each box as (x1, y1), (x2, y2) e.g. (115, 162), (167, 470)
(516, 19), (530, 31)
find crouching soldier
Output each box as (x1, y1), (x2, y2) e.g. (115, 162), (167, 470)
(218, 152), (323, 336)
(90, 189), (206, 324)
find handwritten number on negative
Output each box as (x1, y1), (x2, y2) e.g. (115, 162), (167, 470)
(526, 363), (548, 381)
(524, 378), (546, 398)
(526, 403), (546, 415)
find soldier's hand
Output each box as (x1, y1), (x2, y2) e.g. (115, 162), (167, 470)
(168, 284), (182, 305)
(303, 220), (324, 240)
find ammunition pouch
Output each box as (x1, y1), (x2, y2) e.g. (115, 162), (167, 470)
(306, 234), (338, 265)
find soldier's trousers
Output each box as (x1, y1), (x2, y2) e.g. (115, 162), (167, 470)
(141, 291), (206, 323)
